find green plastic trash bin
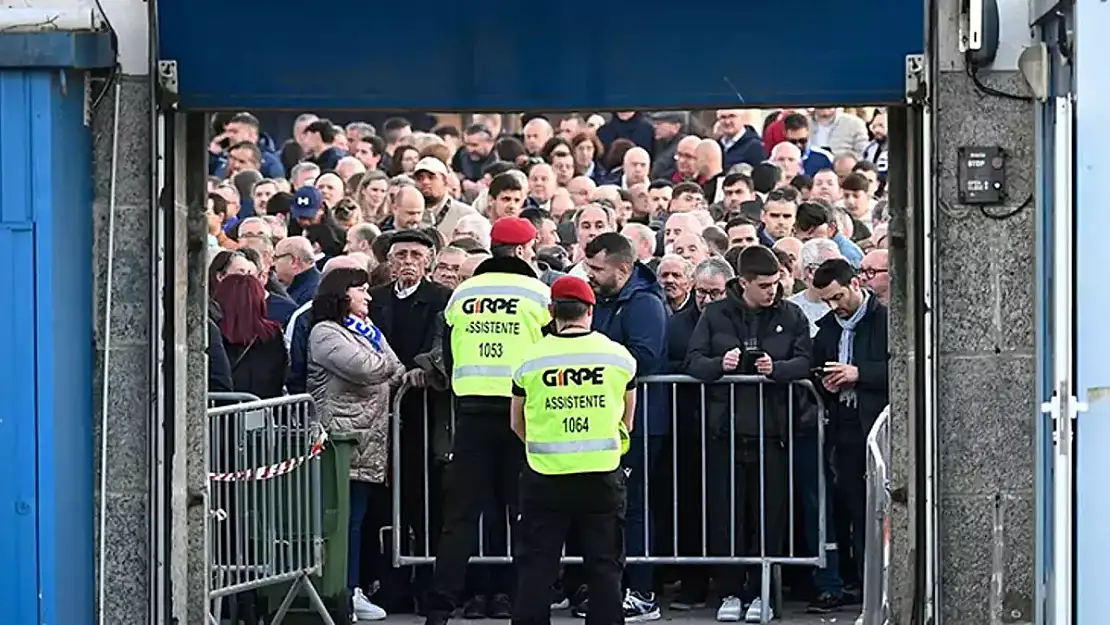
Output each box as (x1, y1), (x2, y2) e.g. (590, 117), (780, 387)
(259, 430), (359, 624)
(319, 431), (359, 597)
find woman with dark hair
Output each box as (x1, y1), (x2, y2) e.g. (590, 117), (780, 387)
(570, 132), (604, 180)
(213, 274), (287, 399)
(387, 145), (421, 177)
(307, 267), (403, 621)
(599, 138), (635, 186)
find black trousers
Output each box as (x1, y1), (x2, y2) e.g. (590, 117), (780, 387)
(706, 437), (789, 601)
(513, 468), (626, 625)
(833, 431), (867, 584)
(674, 430), (710, 597)
(428, 398), (523, 611)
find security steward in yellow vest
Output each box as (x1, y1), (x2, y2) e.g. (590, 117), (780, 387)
(426, 217), (552, 624)
(510, 276), (637, 625)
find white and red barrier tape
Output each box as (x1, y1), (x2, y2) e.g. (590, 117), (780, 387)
(208, 430), (329, 483)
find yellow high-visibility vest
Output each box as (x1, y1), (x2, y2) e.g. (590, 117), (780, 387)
(444, 272), (550, 398)
(514, 332), (636, 475)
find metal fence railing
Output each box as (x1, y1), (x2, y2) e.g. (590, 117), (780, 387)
(388, 374), (828, 623)
(858, 405), (892, 625)
(206, 393), (335, 625)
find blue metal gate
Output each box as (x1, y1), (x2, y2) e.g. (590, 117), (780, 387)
(0, 33), (106, 624)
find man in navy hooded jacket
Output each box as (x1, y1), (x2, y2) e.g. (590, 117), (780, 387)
(208, 112), (286, 180)
(582, 232), (668, 618)
(597, 111), (655, 155)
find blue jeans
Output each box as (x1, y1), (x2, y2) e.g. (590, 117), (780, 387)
(794, 435), (843, 596)
(622, 435), (664, 595)
(349, 481), (387, 590)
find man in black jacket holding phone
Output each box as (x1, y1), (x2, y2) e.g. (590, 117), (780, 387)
(686, 246), (812, 621)
(811, 258), (889, 591)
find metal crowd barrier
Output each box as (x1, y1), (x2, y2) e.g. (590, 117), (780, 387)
(206, 393), (335, 625)
(208, 391), (263, 407)
(859, 406), (892, 625)
(389, 374), (827, 571)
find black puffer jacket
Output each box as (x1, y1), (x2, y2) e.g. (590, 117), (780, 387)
(208, 301), (234, 393)
(686, 278), (813, 439)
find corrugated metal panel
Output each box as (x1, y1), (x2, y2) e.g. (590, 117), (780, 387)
(0, 67), (96, 625)
(0, 229), (38, 625)
(156, 0), (924, 110)
(0, 70), (41, 625)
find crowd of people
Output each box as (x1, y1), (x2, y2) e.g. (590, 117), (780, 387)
(203, 107), (891, 624)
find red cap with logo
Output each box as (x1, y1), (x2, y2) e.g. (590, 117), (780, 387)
(550, 276), (596, 306)
(490, 217), (537, 246)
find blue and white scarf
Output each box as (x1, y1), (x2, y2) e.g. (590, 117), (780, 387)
(835, 290), (870, 409)
(344, 315), (384, 353)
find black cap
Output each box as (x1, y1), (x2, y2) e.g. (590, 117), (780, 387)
(651, 111), (687, 124)
(389, 228), (436, 249)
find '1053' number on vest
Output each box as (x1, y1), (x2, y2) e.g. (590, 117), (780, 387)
(563, 416), (590, 433)
(478, 342), (504, 358)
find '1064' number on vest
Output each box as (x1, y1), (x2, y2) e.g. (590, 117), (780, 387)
(562, 416), (590, 433)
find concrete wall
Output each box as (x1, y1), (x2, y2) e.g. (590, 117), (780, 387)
(889, 0), (1038, 622)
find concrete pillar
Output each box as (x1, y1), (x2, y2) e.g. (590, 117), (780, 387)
(889, 0), (1038, 622)
(92, 72), (157, 624)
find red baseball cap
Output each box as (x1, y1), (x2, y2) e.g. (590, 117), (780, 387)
(490, 217), (537, 246)
(550, 276), (596, 306)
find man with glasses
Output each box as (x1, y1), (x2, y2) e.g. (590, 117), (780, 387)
(859, 249), (890, 305)
(665, 256), (733, 611)
(670, 135), (702, 183)
(272, 235), (320, 306)
(782, 113), (835, 177)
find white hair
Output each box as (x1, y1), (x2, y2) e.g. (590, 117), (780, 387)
(658, 253), (695, 280)
(695, 256), (735, 281)
(454, 213), (492, 249)
(290, 161), (321, 183)
(799, 238), (842, 270)
(690, 209), (714, 229)
(621, 223), (655, 248)
(336, 155), (366, 174)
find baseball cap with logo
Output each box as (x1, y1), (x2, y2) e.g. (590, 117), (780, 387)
(292, 186), (323, 220)
(413, 156), (449, 177)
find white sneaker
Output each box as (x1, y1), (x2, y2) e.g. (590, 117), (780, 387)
(716, 596), (744, 622)
(744, 598), (774, 623)
(353, 587), (387, 621)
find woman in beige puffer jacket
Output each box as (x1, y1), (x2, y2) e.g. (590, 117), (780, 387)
(307, 266), (403, 620)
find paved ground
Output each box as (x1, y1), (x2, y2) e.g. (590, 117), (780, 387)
(257, 604), (860, 625)
(377, 606), (858, 624)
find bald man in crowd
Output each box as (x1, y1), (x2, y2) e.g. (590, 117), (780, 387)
(527, 162), (557, 210)
(567, 176), (597, 207)
(672, 232), (710, 266)
(345, 222), (379, 255)
(621, 147), (651, 188)
(860, 249), (890, 305)
(273, 235), (320, 305)
(390, 185), (426, 230)
(695, 138), (725, 203)
(458, 252), (489, 282)
(664, 212), (701, 250)
(522, 118), (554, 155)
(672, 135), (702, 182)
(770, 142), (804, 181)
